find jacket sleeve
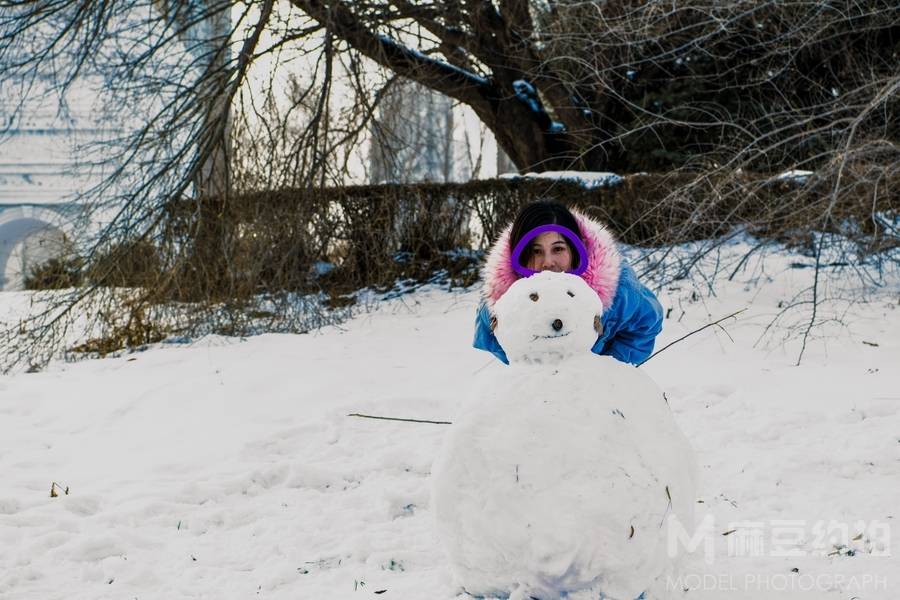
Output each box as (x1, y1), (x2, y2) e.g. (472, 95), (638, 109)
(594, 264), (664, 365)
(473, 301), (510, 364)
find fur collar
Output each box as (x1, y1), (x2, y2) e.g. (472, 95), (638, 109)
(481, 210), (621, 311)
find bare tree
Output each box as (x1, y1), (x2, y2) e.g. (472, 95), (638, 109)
(0, 0), (276, 367)
(283, 1), (899, 171)
(7, 1), (896, 185)
(152, 0), (235, 198)
(369, 80), (455, 183)
(0, 1), (897, 369)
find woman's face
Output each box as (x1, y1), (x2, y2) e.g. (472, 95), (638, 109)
(526, 232), (573, 272)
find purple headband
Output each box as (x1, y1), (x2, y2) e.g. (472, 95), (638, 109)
(511, 224), (588, 277)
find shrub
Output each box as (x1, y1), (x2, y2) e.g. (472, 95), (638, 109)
(24, 257), (83, 290)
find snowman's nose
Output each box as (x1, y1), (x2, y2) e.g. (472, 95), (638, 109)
(551, 319), (563, 332)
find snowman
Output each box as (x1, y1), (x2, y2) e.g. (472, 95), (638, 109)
(432, 271), (698, 600)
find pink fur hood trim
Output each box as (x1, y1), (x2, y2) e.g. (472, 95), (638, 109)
(481, 210), (622, 311)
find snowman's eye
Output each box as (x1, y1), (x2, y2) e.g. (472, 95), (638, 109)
(567, 290), (575, 297)
(529, 292), (539, 302)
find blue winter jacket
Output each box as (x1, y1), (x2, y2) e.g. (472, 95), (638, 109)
(474, 263), (663, 365)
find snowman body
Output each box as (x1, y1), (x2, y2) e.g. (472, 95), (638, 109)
(432, 272), (697, 599)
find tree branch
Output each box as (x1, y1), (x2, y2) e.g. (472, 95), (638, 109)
(638, 309), (748, 366)
(348, 412), (452, 425)
(288, 0), (493, 113)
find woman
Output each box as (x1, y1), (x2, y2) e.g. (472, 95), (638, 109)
(474, 201), (663, 365)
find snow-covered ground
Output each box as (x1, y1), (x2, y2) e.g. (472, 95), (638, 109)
(1, 242), (898, 600)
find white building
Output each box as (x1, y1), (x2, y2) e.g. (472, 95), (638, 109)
(0, 82), (102, 291)
(367, 80), (510, 185)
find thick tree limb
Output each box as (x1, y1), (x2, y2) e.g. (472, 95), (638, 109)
(289, 0), (576, 169)
(289, 0), (491, 111)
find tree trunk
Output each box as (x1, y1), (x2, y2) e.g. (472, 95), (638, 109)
(154, 0), (232, 198)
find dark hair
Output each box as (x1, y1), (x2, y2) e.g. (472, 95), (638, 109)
(509, 201), (583, 270)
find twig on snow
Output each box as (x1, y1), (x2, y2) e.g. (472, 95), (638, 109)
(348, 413), (452, 425)
(638, 308), (747, 366)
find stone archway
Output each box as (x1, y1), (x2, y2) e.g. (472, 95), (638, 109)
(0, 206), (73, 291)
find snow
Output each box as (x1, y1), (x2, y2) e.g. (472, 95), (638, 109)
(512, 80), (542, 115)
(511, 80), (566, 134)
(547, 121), (567, 134)
(491, 271), (606, 364)
(432, 273), (697, 598)
(774, 170), (814, 184)
(500, 170), (625, 189)
(376, 34), (489, 87)
(312, 261), (336, 277)
(0, 241), (899, 599)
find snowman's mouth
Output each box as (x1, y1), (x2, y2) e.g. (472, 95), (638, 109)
(533, 332), (570, 341)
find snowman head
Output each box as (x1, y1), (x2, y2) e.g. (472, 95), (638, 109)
(492, 271), (604, 364)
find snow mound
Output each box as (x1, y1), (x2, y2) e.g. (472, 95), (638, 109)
(432, 273), (698, 599)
